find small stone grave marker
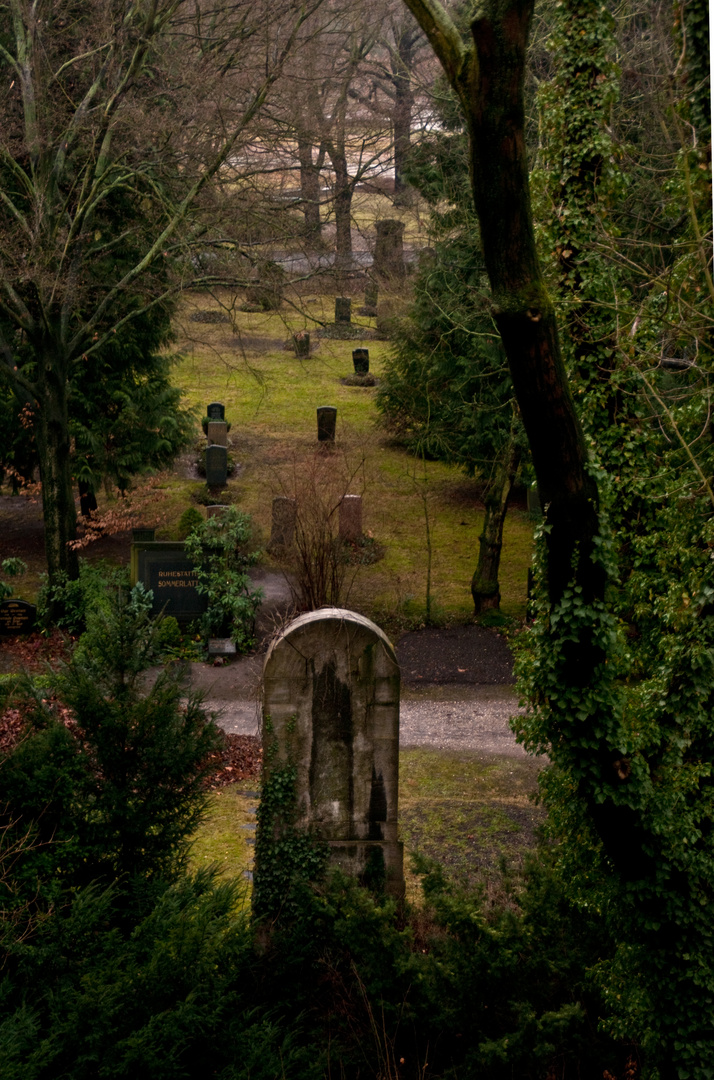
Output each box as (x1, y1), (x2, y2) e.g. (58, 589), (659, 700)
(339, 495), (362, 541)
(335, 297), (351, 324)
(207, 420), (228, 447)
(206, 504), (230, 519)
(359, 282), (378, 316)
(260, 608), (404, 897)
(352, 348), (369, 375)
(207, 402), (225, 421)
(206, 444), (228, 487)
(0, 599), (36, 635)
(293, 331), (310, 358)
(374, 219), (406, 280)
(208, 638), (237, 657)
(316, 406), (337, 442)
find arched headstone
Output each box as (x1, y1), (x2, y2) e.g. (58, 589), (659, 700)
(260, 608), (404, 897)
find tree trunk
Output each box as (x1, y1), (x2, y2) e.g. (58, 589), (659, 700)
(34, 358), (79, 587)
(392, 30), (415, 200)
(471, 454), (516, 612)
(464, 3), (604, 613)
(330, 144), (353, 272)
(297, 134), (322, 243)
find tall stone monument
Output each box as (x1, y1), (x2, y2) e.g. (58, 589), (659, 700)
(260, 609), (404, 897)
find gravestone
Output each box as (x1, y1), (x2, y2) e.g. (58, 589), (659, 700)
(374, 219), (406, 280)
(207, 420), (228, 447)
(269, 496), (297, 548)
(132, 527), (155, 543)
(527, 484), (542, 515)
(206, 504), (230, 519)
(244, 261), (284, 311)
(360, 282), (378, 316)
(207, 402), (225, 421)
(316, 406), (337, 442)
(260, 608), (404, 896)
(339, 495), (362, 541)
(335, 297), (351, 325)
(293, 332), (310, 358)
(0, 599), (36, 635)
(130, 541), (207, 623)
(352, 348), (369, 375)
(206, 444), (228, 487)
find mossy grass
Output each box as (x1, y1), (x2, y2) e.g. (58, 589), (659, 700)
(399, 748), (544, 902)
(192, 749), (543, 909)
(190, 779), (258, 905)
(174, 291), (534, 626)
(0, 282), (534, 624)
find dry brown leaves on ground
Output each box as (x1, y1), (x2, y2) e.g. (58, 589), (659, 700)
(203, 733), (262, 789)
(1, 698), (261, 790)
(0, 630), (76, 673)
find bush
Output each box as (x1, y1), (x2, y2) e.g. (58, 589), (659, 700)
(1, 585), (222, 905)
(184, 508), (262, 650)
(177, 506), (204, 539)
(0, 558), (27, 601)
(36, 559), (121, 634)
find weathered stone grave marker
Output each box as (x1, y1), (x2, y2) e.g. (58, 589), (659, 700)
(207, 420), (228, 447)
(335, 296), (351, 324)
(374, 219), (406, 280)
(316, 405), (337, 442)
(207, 402), (225, 421)
(352, 348), (369, 374)
(293, 331), (310, 358)
(206, 443), (228, 487)
(339, 495), (362, 541)
(260, 608), (404, 896)
(360, 282), (378, 316)
(269, 495), (297, 548)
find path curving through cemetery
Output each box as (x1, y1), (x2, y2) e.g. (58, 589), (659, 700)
(190, 620), (528, 758)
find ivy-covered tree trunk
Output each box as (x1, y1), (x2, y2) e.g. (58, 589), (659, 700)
(34, 354), (79, 586)
(471, 445), (517, 612)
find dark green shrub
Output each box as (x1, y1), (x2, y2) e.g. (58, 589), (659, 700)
(0, 558), (27, 601)
(177, 506), (204, 538)
(36, 559), (121, 633)
(1, 585), (221, 905)
(184, 507), (262, 650)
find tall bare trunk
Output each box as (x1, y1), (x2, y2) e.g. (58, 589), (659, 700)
(471, 450), (517, 612)
(330, 145), (353, 272)
(393, 29), (415, 199)
(297, 134), (322, 242)
(34, 355), (79, 588)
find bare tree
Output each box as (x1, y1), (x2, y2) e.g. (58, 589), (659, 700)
(0, 0), (322, 589)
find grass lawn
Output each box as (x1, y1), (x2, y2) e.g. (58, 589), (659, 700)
(192, 748), (543, 905)
(172, 287), (535, 629)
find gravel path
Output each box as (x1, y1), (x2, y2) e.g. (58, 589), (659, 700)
(185, 613), (527, 758)
(203, 684), (527, 758)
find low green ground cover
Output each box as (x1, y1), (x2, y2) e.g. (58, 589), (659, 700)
(192, 749), (543, 905)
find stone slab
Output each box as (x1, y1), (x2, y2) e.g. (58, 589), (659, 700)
(131, 541), (207, 623)
(206, 444), (228, 487)
(207, 421), (228, 447)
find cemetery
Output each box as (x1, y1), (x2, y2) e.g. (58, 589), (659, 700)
(0, 0), (710, 1074)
